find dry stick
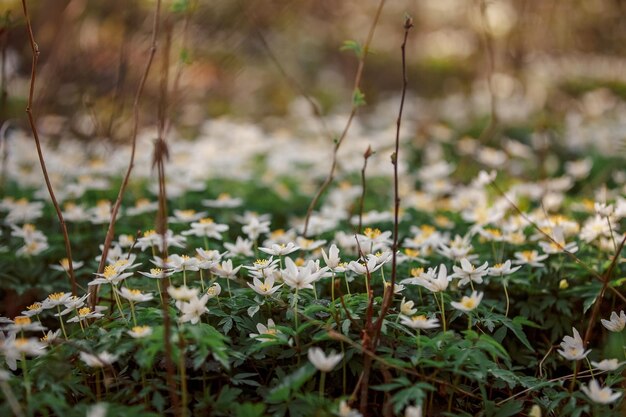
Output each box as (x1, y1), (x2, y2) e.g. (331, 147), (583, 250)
(490, 181), (626, 304)
(302, 0), (387, 237)
(327, 329), (480, 400)
(154, 18), (181, 417)
(582, 235), (626, 348)
(164, 2), (194, 137)
(477, 0), (498, 144)
(357, 18), (412, 415)
(372, 15), (412, 351)
(105, 11), (130, 141)
(357, 146), (374, 234)
(21, 0), (77, 295)
(254, 28), (333, 142)
(91, 0), (162, 307)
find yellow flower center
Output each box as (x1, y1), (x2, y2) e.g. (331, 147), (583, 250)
(404, 248), (420, 258)
(14, 316), (31, 326)
(484, 228), (502, 237)
(27, 302), (42, 311)
(410, 267), (424, 277)
(254, 259), (269, 267)
(461, 298), (476, 309)
(103, 265), (116, 279)
(271, 229), (285, 239)
(179, 209), (196, 217)
(132, 326), (150, 335)
(128, 289), (142, 296)
(150, 268), (163, 275)
(48, 292), (65, 301)
(199, 218), (214, 224)
(14, 338), (28, 348)
(135, 198), (150, 208)
(78, 307), (91, 317)
(217, 193), (231, 200)
(412, 315), (427, 322)
(420, 225), (435, 236)
(295, 258), (305, 267)
(364, 228), (381, 239)
(143, 229), (156, 237)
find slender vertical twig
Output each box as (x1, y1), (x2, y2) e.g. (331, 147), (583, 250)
(582, 235), (626, 348)
(357, 145), (373, 234)
(253, 27), (334, 142)
(358, 16), (412, 415)
(21, 0), (77, 295)
(154, 18), (181, 417)
(372, 15), (412, 347)
(477, 0), (498, 143)
(302, 0), (387, 236)
(91, 0), (162, 307)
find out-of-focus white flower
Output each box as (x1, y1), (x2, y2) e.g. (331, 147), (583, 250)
(249, 319), (282, 342)
(399, 315), (440, 330)
(591, 358), (625, 371)
(80, 351), (118, 367)
(128, 325), (153, 339)
(601, 310), (626, 332)
(451, 291), (484, 312)
(580, 379), (622, 404)
(307, 347), (343, 372)
(557, 328), (590, 361)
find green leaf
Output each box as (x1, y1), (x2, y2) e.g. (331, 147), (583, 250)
(501, 317), (535, 352)
(266, 364), (316, 403)
(233, 402), (266, 417)
(340, 40), (363, 58)
(352, 88), (366, 107)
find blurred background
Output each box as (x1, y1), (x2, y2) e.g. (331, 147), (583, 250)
(1, 0), (626, 143)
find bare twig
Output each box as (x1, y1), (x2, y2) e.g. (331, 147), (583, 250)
(21, 0), (77, 295)
(478, 0), (498, 143)
(302, 0), (387, 236)
(357, 145), (374, 234)
(92, 0), (162, 307)
(357, 17), (412, 414)
(490, 181), (626, 304)
(154, 18), (180, 417)
(582, 235), (626, 347)
(254, 27), (334, 142)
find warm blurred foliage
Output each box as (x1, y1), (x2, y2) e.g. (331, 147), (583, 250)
(1, 0), (626, 141)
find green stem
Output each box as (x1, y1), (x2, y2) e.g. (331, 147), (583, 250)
(440, 292), (447, 332)
(503, 281), (510, 318)
(21, 353), (31, 405)
(56, 305), (68, 339)
(319, 371), (326, 398)
(129, 300), (137, 326)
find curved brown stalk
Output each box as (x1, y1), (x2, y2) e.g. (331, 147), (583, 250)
(91, 0), (162, 307)
(302, 0), (387, 237)
(21, 0), (76, 295)
(357, 17), (412, 416)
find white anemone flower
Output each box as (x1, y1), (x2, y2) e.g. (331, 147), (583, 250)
(580, 379), (622, 404)
(307, 347), (343, 372)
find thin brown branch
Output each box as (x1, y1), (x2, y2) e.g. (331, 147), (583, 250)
(21, 0), (77, 295)
(357, 145), (373, 234)
(372, 15), (412, 349)
(154, 18), (180, 417)
(490, 181), (626, 304)
(582, 234), (626, 348)
(478, 0), (498, 143)
(253, 27), (333, 142)
(302, 0), (387, 236)
(92, 0), (162, 307)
